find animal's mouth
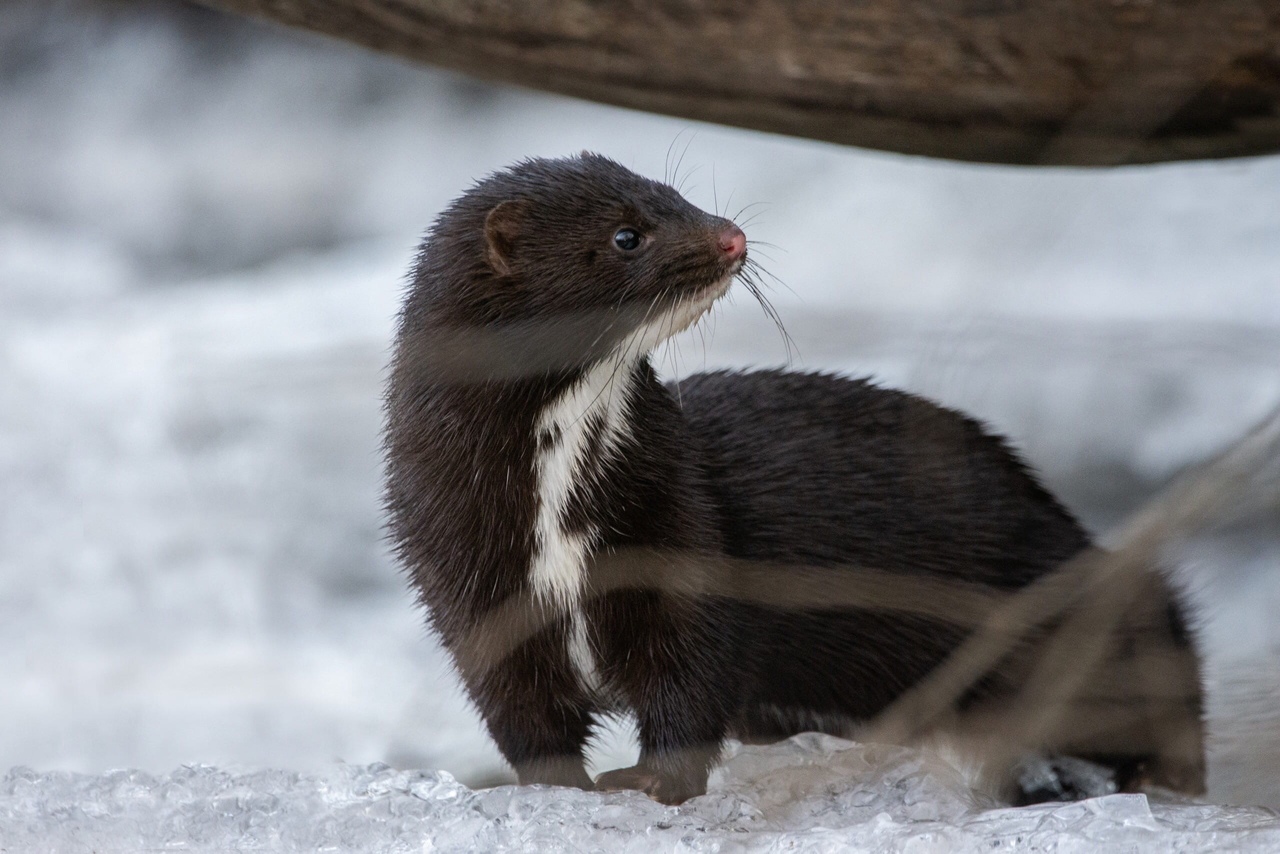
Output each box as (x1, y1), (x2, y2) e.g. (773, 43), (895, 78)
(665, 264), (741, 332)
(612, 253), (748, 359)
(724, 254), (746, 284)
(689, 265), (738, 313)
(700, 255), (745, 302)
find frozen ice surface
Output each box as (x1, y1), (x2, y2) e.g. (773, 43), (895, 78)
(4, 736), (1280, 853)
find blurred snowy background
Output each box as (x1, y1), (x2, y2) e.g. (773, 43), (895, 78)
(1, 0), (1278, 807)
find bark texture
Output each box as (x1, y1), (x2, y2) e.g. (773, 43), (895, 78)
(200, 1), (1280, 165)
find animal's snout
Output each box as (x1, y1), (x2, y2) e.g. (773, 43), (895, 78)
(717, 225), (746, 262)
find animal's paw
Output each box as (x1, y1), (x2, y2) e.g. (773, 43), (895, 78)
(514, 758), (594, 791)
(1013, 755), (1118, 805)
(594, 765), (703, 805)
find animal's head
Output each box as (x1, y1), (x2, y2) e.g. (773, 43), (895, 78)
(403, 153), (746, 380)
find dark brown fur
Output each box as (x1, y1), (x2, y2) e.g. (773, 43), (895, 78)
(383, 153), (1205, 805)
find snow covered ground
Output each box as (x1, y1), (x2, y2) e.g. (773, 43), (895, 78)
(2, 1), (1279, 848)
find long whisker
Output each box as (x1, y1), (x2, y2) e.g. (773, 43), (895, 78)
(738, 207), (773, 229)
(745, 247), (781, 265)
(568, 291), (665, 430)
(580, 268), (647, 360)
(739, 265), (798, 364)
(745, 256), (800, 300)
(743, 263), (792, 315)
(673, 134), (697, 193)
(712, 163), (719, 219)
(721, 188), (736, 221)
(664, 130), (689, 185)
(696, 319), (709, 373)
(732, 201), (769, 221)
(667, 310), (684, 408)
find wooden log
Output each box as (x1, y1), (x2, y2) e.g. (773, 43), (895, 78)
(200, 0), (1280, 166)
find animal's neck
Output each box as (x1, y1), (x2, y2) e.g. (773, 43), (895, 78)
(387, 333), (701, 625)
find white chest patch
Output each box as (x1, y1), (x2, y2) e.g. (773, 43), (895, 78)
(531, 355), (636, 696)
(527, 287), (732, 611)
(527, 289), (731, 695)
(530, 356), (636, 611)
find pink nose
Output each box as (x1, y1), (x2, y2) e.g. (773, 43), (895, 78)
(718, 225), (746, 261)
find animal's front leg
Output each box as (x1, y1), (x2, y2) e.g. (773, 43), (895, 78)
(460, 621), (596, 790)
(592, 589), (744, 804)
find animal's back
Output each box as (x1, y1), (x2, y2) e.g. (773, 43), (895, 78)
(673, 369), (1092, 587)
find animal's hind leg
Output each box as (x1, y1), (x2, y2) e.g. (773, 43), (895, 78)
(1002, 574), (1207, 802)
(1008, 754), (1124, 805)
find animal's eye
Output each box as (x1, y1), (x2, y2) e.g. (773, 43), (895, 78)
(613, 228), (642, 252)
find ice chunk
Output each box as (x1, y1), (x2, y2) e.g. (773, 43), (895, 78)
(4, 737), (1280, 853)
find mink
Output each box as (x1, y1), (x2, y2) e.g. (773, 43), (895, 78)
(383, 153), (1204, 805)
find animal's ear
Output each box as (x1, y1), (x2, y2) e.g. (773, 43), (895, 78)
(484, 200), (527, 276)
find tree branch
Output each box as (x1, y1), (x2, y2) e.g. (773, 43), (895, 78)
(199, 0), (1280, 165)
